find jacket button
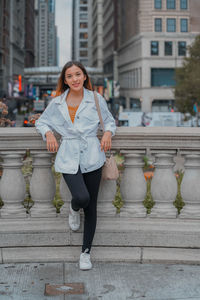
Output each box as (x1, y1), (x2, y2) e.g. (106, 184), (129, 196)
(80, 151), (83, 153)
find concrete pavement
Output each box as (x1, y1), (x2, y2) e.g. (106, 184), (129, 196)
(0, 261), (200, 300)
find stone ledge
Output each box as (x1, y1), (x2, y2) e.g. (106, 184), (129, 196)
(1, 217), (200, 233)
(1, 217), (200, 248)
(2, 246), (200, 265)
(143, 248), (200, 265)
(2, 246), (141, 264)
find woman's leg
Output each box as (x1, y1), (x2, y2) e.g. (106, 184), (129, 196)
(82, 167), (102, 253)
(62, 166), (90, 211)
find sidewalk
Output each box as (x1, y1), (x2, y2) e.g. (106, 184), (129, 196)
(0, 261), (200, 300)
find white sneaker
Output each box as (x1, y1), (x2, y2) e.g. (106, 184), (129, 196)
(79, 249), (92, 270)
(69, 203), (80, 231)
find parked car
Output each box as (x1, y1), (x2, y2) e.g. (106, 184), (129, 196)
(23, 117), (35, 127)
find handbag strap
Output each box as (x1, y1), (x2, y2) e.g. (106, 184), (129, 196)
(93, 91), (105, 132)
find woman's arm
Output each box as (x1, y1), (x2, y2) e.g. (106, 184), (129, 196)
(45, 131), (59, 152)
(98, 94), (116, 136)
(97, 93), (116, 152)
(35, 100), (55, 141)
(35, 100), (59, 152)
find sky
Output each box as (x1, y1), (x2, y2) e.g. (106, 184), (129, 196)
(55, 0), (72, 67)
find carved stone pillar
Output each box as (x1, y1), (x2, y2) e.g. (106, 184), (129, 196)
(180, 155), (200, 218)
(59, 175), (71, 217)
(29, 152), (56, 217)
(97, 179), (117, 216)
(120, 153), (146, 217)
(0, 152), (26, 218)
(150, 154), (177, 218)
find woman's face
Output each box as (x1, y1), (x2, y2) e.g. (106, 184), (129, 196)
(64, 65), (86, 92)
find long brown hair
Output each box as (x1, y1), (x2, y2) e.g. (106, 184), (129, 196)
(55, 61), (93, 96)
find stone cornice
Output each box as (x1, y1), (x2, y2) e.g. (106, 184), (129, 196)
(0, 127), (200, 152)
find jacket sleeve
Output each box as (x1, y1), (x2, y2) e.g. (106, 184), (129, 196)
(35, 100), (55, 141)
(98, 93), (116, 136)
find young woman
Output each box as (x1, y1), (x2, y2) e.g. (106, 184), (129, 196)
(35, 61), (116, 270)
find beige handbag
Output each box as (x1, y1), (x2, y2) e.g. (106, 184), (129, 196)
(94, 91), (119, 180)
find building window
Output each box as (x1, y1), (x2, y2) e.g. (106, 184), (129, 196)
(151, 68), (175, 87)
(80, 13), (87, 19)
(151, 41), (159, 55)
(155, 18), (162, 32)
(80, 0), (87, 3)
(80, 41), (88, 48)
(167, 18), (176, 32)
(167, 0), (176, 9)
(165, 41), (173, 55)
(80, 50), (88, 57)
(80, 22), (88, 28)
(130, 99), (141, 112)
(80, 32), (88, 39)
(80, 6), (87, 11)
(152, 99), (175, 112)
(180, 19), (188, 32)
(180, 0), (187, 9)
(178, 41), (186, 56)
(154, 0), (162, 9)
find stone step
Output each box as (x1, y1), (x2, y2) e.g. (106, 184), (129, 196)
(2, 246), (200, 265)
(1, 217), (200, 248)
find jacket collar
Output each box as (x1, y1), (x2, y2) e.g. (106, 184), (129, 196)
(54, 87), (94, 104)
(54, 89), (69, 104)
(54, 88), (94, 127)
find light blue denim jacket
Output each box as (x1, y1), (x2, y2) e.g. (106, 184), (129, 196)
(35, 88), (116, 174)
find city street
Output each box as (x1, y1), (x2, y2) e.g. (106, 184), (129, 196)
(1, 261), (200, 299)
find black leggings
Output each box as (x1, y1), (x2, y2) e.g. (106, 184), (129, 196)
(63, 166), (102, 253)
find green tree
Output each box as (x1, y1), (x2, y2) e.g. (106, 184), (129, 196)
(175, 35), (200, 115)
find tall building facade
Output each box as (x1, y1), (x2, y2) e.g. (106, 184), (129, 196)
(0, 0), (25, 97)
(25, 0), (35, 67)
(118, 0), (200, 112)
(88, 0), (103, 68)
(102, 0), (120, 80)
(35, 0), (57, 67)
(0, 0), (10, 96)
(72, 0), (89, 66)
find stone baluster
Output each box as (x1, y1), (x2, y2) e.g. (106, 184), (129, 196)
(120, 153), (146, 217)
(97, 179), (117, 216)
(59, 172), (117, 217)
(59, 175), (71, 217)
(0, 152), (26, 218)
(180, 155), (200, 218)
(150, 154), (177, 218)
(29, 151), (56, 217)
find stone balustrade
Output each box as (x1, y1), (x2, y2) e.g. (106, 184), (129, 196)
(1, 127), (200, 220)
(1, 127), (200, 263)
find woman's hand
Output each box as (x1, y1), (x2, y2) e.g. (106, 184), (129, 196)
(46, 131), (59, 152)
(100, 131), (112, 152)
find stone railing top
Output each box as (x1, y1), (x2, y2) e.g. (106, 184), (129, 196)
(0, 127), (200, 152)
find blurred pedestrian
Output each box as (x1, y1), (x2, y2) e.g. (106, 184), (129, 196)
(35, 61), (116, 270)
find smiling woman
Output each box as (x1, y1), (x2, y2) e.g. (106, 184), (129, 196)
(35, 60), (116, 271)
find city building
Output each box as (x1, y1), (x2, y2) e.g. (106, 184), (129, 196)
(35, 0), (57, 67)
(25, 0), (35, 67)
(0, 0), (25, 97)
(102, 0), (120, 83)
(88, 0), (103, 69)
(0, 0), (10, 97)
(72, 0), (89, 66)
(118, 0), (200, 112)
